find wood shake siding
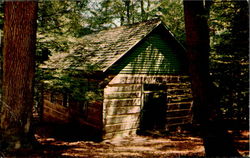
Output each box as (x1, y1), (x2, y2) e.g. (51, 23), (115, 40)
(103, 75), (193, 139)
(41, 19), (193, 139)
(109, 33), (183, 74)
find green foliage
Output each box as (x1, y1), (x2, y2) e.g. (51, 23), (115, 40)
(209, 0), (249, 120)
(36, 0), (89, 64)
(160, 0), (185, 44)
(85, 0), (159, 27)
(41, 68), (102, 102)
(38, 1), (89, 37)
(84, 0), (185, 42)
(36, 1), (92, 104)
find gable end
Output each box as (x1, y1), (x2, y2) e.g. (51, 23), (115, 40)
(106, 24), (187, 75)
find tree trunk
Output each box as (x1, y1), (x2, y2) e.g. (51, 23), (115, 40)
(146, 0), (150, 19)
(124, 0), (130, 24)
(183, 0), (241, 157)
(140, 0), (146, 21)
(146, 0), (150, 11)
(0, 1), (38, 152)
(120, 13), (125, 26)
(184, 0), (211, 124)
(131, 0), (135, 24)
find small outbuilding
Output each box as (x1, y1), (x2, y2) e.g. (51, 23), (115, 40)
(41, 19), (193, 139)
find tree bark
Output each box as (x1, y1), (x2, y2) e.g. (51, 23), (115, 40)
(183, 0), (241, 157)
(0, 1), (38, 152)
(131, 0), (135, 24)
(146, 0), (150, 21)
(123, 0), (130, 24)
(184, 0), (211, 124)
(120, 13), (125, 26)
(140, 0), (146, 21)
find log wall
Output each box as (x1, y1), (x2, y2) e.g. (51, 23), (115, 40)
(43, 91), (103, 130)
(43, 99), (70, 123)
(103, 74), (193, 139)
(79, 100), (103, 129)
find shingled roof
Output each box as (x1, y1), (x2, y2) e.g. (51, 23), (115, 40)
(42, 19), (167, 72)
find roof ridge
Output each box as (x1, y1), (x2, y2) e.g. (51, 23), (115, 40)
(85, 18), (162, 37)
(123, 18), (161, 27)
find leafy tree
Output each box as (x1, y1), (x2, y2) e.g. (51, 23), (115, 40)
(160, 0), (185, 44)
(85, 0), (121, 29)
(209, 0), (249, 121)
(85, 0), (161, 27)
(0, 1), (38, 152)
(36, 0), (90, 64)
(36, 1), (111, 118)
(35, 1), (90, 117)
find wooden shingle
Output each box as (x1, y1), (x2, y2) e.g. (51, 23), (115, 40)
(42, 19), (162, 71)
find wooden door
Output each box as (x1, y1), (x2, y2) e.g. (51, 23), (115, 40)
(139, 84), (167, 132)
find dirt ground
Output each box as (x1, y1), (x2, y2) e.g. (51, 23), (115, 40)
(35, 134), (205, 158)
(32, 124), (250, 158)
(3, 124), (249, 158)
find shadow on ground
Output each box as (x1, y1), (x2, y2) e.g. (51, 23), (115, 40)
(5, 122), (249, 158)
(34, 122), (249, 157)
(35, 122), (103, 142)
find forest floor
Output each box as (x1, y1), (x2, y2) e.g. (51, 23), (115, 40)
(4, 124), (250, 158)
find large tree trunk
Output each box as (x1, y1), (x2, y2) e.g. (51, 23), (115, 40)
(183, 0), (241, 157)
(184, 0), (211, 125)
(0, 1), (38, 152)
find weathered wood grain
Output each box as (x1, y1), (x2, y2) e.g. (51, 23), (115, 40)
(43, 100), (69, 123)
(106, 114), (140, 125)
(102, 74), (193, 138)
(167, 110), (192, 118)
(104, 122), (138, 133)
(105, 84), (141, 92)
(108, 75), (190, 84)
(166, 116), (193, 126)
(78, 118), (102, 129)
(104, 91), (141, 99)
(106, 106), (141, 116)
(167, 102), (193, 110)
(103, 98), (141, 107)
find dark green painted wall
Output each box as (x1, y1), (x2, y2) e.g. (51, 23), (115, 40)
(109, 32), (185, 74)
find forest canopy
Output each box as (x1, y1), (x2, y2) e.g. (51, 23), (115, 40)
(0, 0), (248, 125)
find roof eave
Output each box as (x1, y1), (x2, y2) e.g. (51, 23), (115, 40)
(161, 22), (186, 51)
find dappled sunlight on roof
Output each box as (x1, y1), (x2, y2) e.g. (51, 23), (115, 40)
(41, 19), (162, 71)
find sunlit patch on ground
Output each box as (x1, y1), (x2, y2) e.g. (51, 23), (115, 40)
(36, 134), (206, 157)
(31, 130), (249, 157)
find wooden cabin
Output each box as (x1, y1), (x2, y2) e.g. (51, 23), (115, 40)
(41, 19), (193, 139)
